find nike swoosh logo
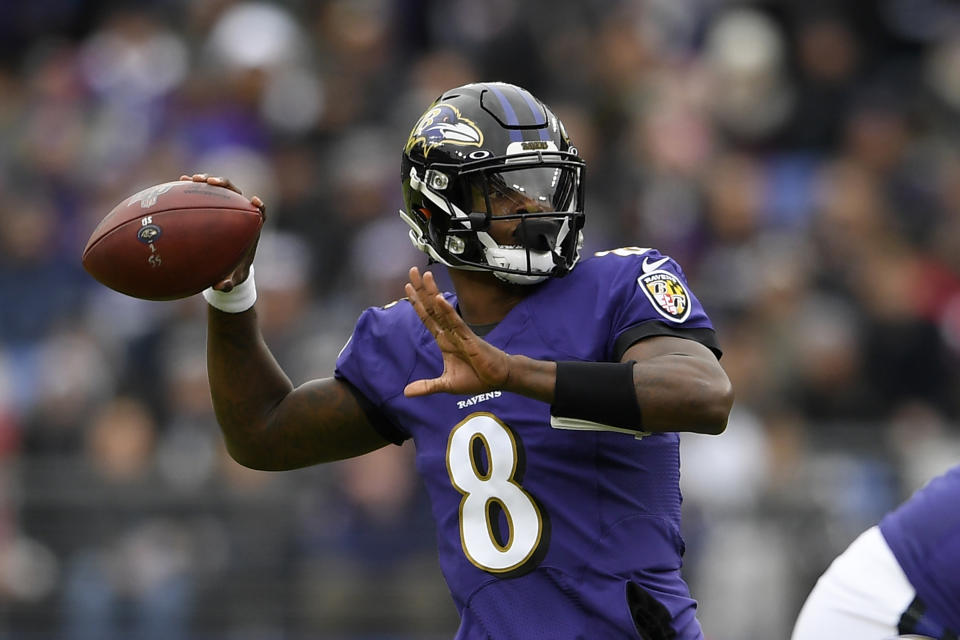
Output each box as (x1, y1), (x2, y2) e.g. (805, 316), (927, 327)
(642, 256), (669, 273)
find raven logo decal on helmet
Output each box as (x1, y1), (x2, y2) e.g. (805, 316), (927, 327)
(405, 103), (484, 157)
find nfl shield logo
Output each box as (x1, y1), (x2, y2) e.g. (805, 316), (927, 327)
(128, 183), (175, 209)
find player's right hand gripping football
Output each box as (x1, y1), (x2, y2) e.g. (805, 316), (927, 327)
(403, 267), (513, 398)
(179, 173), (265, 292)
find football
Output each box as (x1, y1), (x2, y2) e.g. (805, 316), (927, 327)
(82, 180), (264, 301)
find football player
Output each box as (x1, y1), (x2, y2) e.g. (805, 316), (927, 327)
(791, 463), (960, 640)
(195, 82), (733, 639)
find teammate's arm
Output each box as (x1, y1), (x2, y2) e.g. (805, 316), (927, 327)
(403, 267), (733, 435)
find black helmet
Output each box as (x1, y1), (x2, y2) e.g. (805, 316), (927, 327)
(400, 82), (586, 284)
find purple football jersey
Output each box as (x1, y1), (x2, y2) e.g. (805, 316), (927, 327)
(336, 249), (719, 639)
(879, 463), (960, 633)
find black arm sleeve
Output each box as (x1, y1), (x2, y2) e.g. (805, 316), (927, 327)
(613, 321), (722, 361)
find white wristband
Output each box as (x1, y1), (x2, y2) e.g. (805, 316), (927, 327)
(202, 266), (257, 313)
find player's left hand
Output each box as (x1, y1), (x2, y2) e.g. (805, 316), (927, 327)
(403, 267), (511, 397)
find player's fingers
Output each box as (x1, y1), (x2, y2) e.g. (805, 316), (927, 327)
(420, 272), (459, 328)
(416, 271), (449, 324)
(404, 282), (441, 337)
(403, 377), (445, 398)
(408, 268), (444, 324)
(404, 282), (427, 319)
(409, 271), (472, 347)
(209, 176), (243, 195)
(421, 270), (442, 297)
(429, 293), (457, 331)
(431, 292), (472, 341)
(250, 195), (266, 217)
(408, 266), (423, 291)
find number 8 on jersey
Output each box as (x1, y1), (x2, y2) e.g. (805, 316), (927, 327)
(446, 413), (544, 573)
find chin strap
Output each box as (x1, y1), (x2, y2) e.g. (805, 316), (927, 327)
(487, 252), (551, 284)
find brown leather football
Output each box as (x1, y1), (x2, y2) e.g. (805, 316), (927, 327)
(82, 181), (264, 301)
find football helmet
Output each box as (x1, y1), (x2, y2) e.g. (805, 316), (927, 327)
(400, 82), (586, 285)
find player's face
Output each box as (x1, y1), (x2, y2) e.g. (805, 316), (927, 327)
(471, 182), (550, 246)
(487, 191), (549, 244)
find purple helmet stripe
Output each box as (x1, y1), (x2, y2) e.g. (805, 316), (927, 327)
(515, 87), (552, 141)
(486, 84), (523, 142)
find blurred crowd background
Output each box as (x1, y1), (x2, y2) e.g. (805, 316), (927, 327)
(1, 0), (960, 638)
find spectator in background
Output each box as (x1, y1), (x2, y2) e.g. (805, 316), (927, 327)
(59, 397), (194, 640)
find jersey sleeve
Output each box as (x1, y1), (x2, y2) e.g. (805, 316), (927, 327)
(605, 250), (721, 361)
(334, 304), (417, 444)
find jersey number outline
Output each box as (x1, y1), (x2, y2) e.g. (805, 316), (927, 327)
(446, 412), (543, 574)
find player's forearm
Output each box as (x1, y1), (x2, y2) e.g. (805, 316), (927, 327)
(503, 353), (733, 434)
(513, 337), (732, 434)
(503, 355), (557, 403)
(206, 306), (295, 461)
